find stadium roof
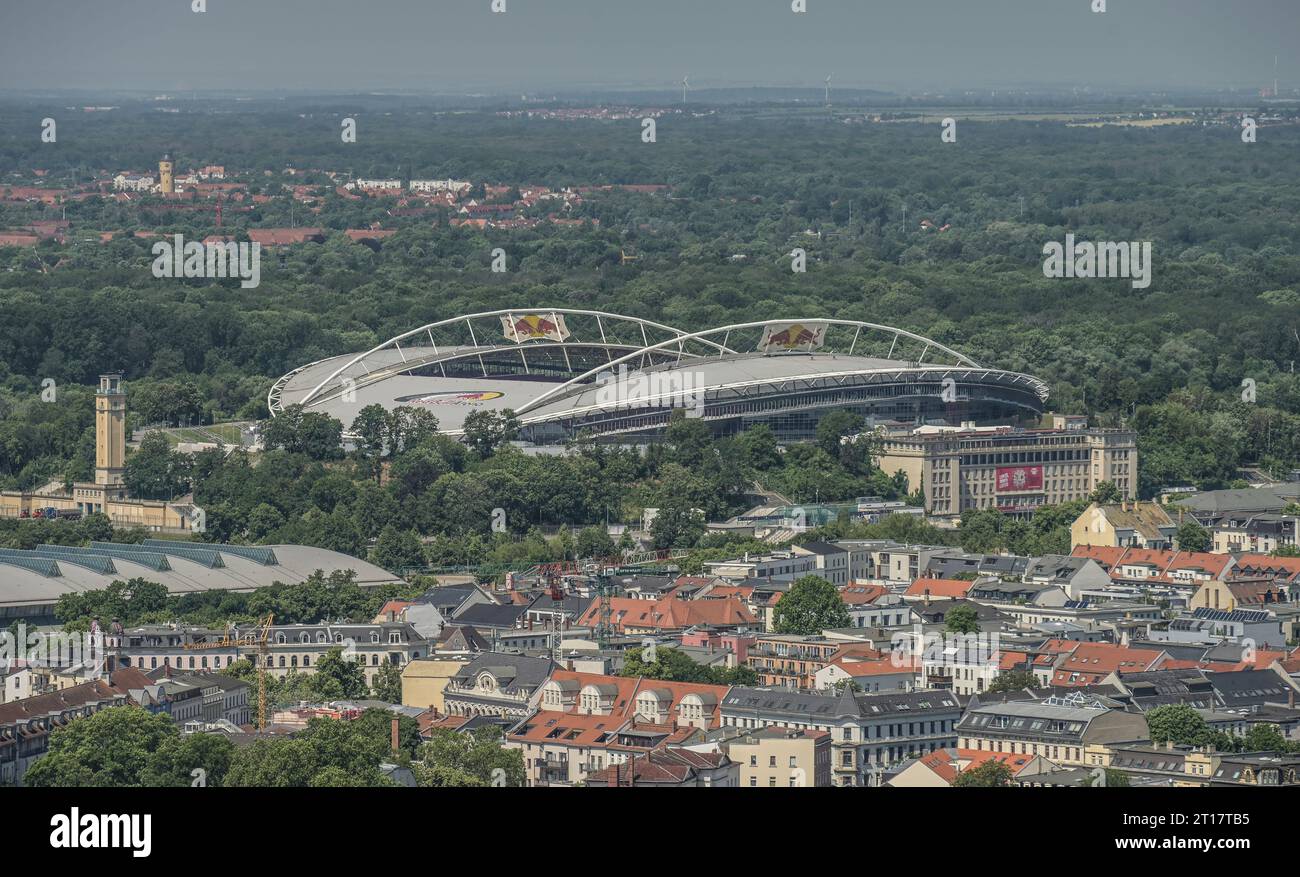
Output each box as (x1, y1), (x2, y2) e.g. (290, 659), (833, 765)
(0, 543), (403, 614)
(270, 309), (1050, 442)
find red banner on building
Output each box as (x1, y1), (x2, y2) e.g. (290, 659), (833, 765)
(995, 465), (1043, 493)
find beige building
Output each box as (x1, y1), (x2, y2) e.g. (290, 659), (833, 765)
(956, 695), (1150, 767)
(1071, 501), (1176, 550)
(875, 420), (1136, 519)
(401, 657), (470, 712)
(0, 374), (199, 533)
(728, 727), (832, 787)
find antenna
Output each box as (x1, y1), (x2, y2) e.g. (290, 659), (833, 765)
(681, 74), (690, 104)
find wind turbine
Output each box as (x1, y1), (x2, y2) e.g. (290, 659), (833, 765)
(824, 73), (832, 106)
(681, 74), (690, 104)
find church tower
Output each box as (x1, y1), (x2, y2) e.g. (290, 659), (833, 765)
(95, 374), (127, 486)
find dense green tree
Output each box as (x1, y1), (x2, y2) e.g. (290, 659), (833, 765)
(414, 727), (525, 787)
(953, 760), (1014, 788)
(371, 661), (405, 704)
(1175, 520), (1212, 552)
(944, 604), (981, 635)
(124, 432), (192, 500)
(773, 575), (850, 635)
(988, 669), (1040, 693)
(24, 707), (177, 787)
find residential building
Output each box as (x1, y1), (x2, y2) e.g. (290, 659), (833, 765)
(574, 595), (757, 636)
(584, 747), (737, 787)
(728, 727), (832, 787)
(956, 692), (1150, 766)
(745, 634), (883, 689)
(507, 672), (728, 786)
(441, 653), (557, 721)
(791, 542), (850, 586)
(720, 686), (962, 786)
(1071, 501), (1176, 550)
(703, 550), (818, 583)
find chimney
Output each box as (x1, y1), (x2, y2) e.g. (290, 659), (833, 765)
(1290, 689), (1296, 709)
(391, 717), (400, 755)
(924, 588), (931, 607)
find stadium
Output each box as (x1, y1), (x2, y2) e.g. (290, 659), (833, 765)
(269, 309), (1050, 444)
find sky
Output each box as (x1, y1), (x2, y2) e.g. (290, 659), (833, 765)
(0, 0), (1295, 94)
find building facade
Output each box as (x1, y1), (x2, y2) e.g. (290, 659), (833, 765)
(876, 423), (1137, 518)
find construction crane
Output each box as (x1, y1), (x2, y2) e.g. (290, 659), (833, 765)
(184, 613), (274, 729)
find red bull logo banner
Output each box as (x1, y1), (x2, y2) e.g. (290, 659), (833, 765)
(500, 313), (570, 343)
(995, 465), (1043, 493)
(759, 321), (827, 352)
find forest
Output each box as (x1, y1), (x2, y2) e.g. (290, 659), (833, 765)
(2, 100), (1299, 561)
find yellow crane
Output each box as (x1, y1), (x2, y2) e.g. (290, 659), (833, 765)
(183, 613), (274, 729)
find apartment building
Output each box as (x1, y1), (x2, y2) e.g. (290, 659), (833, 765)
(956, 693), (1150, 766)
(720, 686), (961, 786)
(728, 727), (832, 787)
(111, 622), (427, 686)
(875, 422), (1137, 518)
(790, 542), (850, 586)
(745, 634), (882, 689)
(507, 672), (728, 786)
(441, 653), (557, 722)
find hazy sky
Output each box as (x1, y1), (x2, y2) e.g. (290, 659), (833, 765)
(0, 0), (1295, 93)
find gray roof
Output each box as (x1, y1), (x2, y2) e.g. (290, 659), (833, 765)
(1175, 483), (1300, 516)
(451, 602), (526, 629)
(0, 543), (404, 609)
(449, 652), (556, 694)
(1025, 555), (1093, 581)
(722, 685), (959, 721)
(1208, 669), (1297, 708)
(926, 551), (1030, 578)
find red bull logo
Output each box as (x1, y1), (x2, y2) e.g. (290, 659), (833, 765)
(501, 312), (570, 343)
(512, 315), (559, 338)
(762, 322), (826, 351)
(394, 391), (504, 406)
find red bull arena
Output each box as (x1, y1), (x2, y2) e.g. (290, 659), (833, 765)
(270, 309), (1049, 444)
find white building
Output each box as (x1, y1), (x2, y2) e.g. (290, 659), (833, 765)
(409, 178), (472, 193)
(113, 174), (155, 192)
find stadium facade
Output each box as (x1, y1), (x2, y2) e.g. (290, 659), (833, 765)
(270, 309), (1050, 445)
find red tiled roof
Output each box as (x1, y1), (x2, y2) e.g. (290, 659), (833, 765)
(904, 578), (975, 599)
(917, 749), (959, 783)
(956, 748), (1034, 775)
(576, 596), (756, 632)
(1048, 641), (1166, 686)
(840, 584), (889, 605)
(1071, 545), (1233, 584)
